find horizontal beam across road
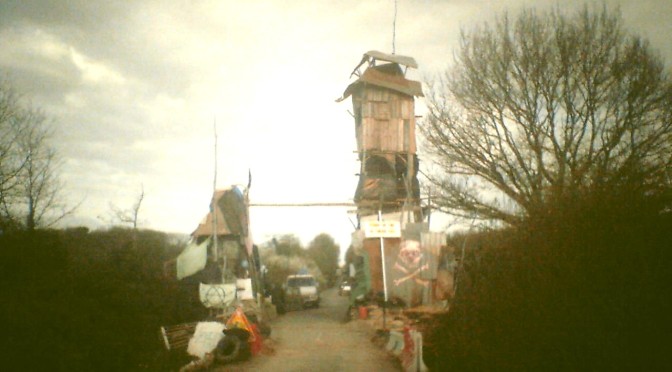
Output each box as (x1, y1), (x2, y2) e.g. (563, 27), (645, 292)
(248, 202), (428, 209)
(249, 202), (356, 207)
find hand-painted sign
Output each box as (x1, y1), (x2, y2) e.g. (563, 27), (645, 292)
(363, 220), (401, 238)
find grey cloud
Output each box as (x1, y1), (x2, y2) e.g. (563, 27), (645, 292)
(0, 0), (194, 97)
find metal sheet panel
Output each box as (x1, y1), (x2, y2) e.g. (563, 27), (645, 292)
(364, 50), (419, 68)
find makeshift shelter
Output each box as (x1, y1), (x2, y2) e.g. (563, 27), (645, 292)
(337, 50), (423, 218)
(340, 52), (454, 308)
(180, 186), (262, 308)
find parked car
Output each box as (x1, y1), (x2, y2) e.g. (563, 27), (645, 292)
(339, 280), (351, 296)
(285, 274), (320, 308)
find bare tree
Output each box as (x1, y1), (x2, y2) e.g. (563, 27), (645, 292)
(109, 184), (145, 230)
(0, 81), (26, 226)
(0, 79), (76, 231)
(17, 109), (69, 230)
(420, 6), (672, 225)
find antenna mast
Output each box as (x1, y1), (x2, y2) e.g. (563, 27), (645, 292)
(392, 0), (397, 54)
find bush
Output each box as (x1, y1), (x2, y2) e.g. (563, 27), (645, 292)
(0, 228), (203, 371)
(426, 192), (672, 370)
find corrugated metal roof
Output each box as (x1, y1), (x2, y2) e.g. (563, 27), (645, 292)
(348, 50), (419, 78)
(364, 50), (418, 68)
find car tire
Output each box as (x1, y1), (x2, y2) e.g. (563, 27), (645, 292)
(215, 334), (241, 364)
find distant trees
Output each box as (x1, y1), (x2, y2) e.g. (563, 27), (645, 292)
(307, 233), (340, 287)
(420, 6), (672, 224)
(0, 79), (74, 231)
(260, 234), (334, 288)
(272, 234), (305, 257)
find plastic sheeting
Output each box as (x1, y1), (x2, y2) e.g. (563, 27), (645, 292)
(177, 237), (210, 280)
(236, 278), (254, 300)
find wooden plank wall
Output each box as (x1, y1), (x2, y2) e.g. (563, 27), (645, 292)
(363, 237), (401, 294)
(359, 86), (416, 154)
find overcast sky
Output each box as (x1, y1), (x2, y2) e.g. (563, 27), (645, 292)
(1, 0), (670, 251)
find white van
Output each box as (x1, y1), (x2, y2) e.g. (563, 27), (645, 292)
(285, 274), (320, 308)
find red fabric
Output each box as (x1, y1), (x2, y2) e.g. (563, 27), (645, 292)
(402, 326), (415, 369)
(249, 324), (263, 355)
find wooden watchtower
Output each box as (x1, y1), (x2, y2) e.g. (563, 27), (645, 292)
(337, 51), (424, 220)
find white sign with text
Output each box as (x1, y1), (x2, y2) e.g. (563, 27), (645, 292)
(363, 220), (401, 238)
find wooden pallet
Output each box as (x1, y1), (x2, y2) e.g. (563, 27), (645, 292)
(160, 322), (198, 351)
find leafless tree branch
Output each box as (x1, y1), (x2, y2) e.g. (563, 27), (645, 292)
(419, 6), (672, 225)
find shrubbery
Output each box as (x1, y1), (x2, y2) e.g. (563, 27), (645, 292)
(0, 228), (203, 371)
(425, 192), (672, 370)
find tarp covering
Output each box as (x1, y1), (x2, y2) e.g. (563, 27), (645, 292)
(217, 187), (248, 236)
(236, 278), (254, 300)
(191, 191), (233, 237)
(177, 237), (210, 280)
(192, 186), (248, 238)
(349, 232), (371, 306)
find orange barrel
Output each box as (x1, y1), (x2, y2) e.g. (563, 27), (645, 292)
(358, 306), (368, 319)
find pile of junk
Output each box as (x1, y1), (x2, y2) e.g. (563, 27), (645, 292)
(160, 307), (270, 371)
(160, 186), (275, 370)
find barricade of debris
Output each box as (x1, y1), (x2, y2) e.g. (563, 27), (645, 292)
(352, 301), (449, 372)
(160, 304), (274, 371)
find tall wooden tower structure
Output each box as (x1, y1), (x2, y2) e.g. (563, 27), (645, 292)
(337, 51), (424, 222)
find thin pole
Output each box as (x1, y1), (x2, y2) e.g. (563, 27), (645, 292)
(392, 0), (397, 54)
(212, 118), (219, 265)
(379, 207), (388, 330)
(379, 208), (389, 302)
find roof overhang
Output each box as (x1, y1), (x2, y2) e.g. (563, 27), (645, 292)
(337, 66), (424, 102)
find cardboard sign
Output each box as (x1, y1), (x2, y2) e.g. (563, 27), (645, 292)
(363, 220), (401, 238)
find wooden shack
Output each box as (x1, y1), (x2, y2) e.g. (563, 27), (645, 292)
(337, 51), (424, 217)
(191, 186), (257, 285)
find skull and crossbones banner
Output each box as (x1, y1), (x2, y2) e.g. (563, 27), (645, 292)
(386, 239), (430, 307)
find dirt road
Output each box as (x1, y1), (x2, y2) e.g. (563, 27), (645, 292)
(216, 288), (401, 372)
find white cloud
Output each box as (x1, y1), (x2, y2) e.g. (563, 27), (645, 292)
(68, 47), (125, 85)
